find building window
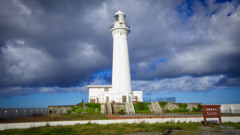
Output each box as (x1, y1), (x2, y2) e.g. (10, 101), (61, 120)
(104, 88), (109, 92)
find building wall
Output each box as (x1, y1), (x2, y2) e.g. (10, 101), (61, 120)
(89, 87), (112, 103)
(220, 104), (240, 114)
(133, 91), (142, 102)
(88, 86), (142, 103)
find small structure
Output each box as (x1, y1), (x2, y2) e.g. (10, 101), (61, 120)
(201, 105), (222, 126)
(88, 85), (142, 103)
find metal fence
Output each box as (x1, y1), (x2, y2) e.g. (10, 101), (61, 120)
(0, 109), (239, 123)
(143, 97), (176, 103)
(0, 108), (49, 120)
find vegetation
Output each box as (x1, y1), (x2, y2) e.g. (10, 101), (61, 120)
(118, 109), (125, 115)
(166, 103), (190, 113)
(1, 122), (240, 135)
(66, 110), (73, 115)
(66, 103), (101, 115)
(158, 101), (167, 108)
(134, 102), (150, 113)
(192, 104), (202, 112)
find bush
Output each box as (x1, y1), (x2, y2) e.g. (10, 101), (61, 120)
(72, 106), (77, 112)
(86, 108), (95, 113)
(159, 102), (167, 108)
(192, 104), (202, 112)
(66, 110), (72, 115)
(118, 109), (125, 115)
(134, 102), (150, 113)
(167, 103), (189, 112)
(85, 103), (100, 108)
(77, 103), (83, 108)
(76, 108), (85, 114)
(169, 108), (190, 112)
(178, 103), (187, 109)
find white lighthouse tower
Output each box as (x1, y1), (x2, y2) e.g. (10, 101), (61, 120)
(110, 10), (133, 102)
(87, 11), (142, 103)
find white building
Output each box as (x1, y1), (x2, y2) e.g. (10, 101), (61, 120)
(88, 10), (142, 103)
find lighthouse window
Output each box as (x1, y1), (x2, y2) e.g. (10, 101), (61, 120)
(114, 15), (119, 21)
(119, 14), (125, 20)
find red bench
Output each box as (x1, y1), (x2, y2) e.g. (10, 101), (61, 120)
(201, 105), (222, 126)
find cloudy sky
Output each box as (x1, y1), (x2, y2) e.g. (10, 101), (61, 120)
(0, 0), (240, 107)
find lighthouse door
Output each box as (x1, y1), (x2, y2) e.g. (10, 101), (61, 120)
(106, 96), (109, 103)
(122, 96), (127, 102)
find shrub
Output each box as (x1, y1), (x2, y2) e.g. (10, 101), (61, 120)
(72, 106), (77, 112)
(86, 108), (95, 113)
(77, 103), (83, 108)
(169, 108), (190, 112)
(159, 102), (167, 108)
(134, 102), (150, 113)
(118, 109), (125, 115)
(178, 103), (187, 109)
(76, 108), (85, 114)
(85, 103), (100, 108)
(167, 103), (189, 112)
(192, 104), (202, 112)
(66, 110), (72, 115)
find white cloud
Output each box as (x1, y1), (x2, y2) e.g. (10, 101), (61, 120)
(132, 75), (225, 93)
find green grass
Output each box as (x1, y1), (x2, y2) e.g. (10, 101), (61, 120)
(65, 103), (101, 115)
(192, 104), (202, 112)
(223, 122), (240, 129)
(1, 122), (240, 135)
(0, 122), (203, 135)
(159, 101), (167, 108)
(118, 109), (125, 115)
(134, 102), (150, 113)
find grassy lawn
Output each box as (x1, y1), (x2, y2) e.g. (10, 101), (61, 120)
(0, 122), (239, 135)
(134, 102), (150, 113)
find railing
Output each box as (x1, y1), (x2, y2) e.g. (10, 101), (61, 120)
(1, 110), (239, 123)
(110, 24), (130, 30)
(143, 97), (176, 103)
(0, 108), (49, 120)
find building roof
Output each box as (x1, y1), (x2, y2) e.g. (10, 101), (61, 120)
(87, 85), (112, 88)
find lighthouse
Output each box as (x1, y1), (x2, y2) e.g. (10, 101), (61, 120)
(88, 10), (142, 103)
(110, 10), (133, 102)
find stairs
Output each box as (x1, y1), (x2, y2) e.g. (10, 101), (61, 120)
(112, 103), (118, 114)
(100, 104), (106, 114)
(106, 103), (113, 114)
(126, 102), (135, 114)
(151, 102), (162, 114)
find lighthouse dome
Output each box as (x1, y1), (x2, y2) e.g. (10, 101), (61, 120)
(115, 10), (125, 15)
(114, 10), (126, 22)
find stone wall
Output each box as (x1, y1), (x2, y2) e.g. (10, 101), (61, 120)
(160, 102), (202, 112)
(48, 105), (76, 115)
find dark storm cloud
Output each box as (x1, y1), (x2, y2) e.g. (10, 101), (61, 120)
(0, 0), (239, 97)
(0, 0), (111, 88)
